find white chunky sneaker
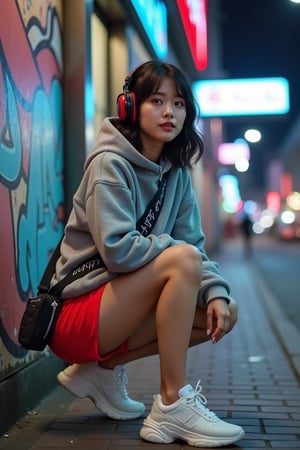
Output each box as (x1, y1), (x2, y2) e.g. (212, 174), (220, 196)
(57, 363), (145, 420)
(140, 381), (245, 447)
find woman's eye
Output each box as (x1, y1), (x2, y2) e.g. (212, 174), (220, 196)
(175, 100), (185, 107)
(152, 98), (162, 104)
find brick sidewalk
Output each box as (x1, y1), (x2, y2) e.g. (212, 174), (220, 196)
(1, 238), (300, 449)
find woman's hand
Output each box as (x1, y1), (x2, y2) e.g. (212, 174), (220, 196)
(206, 297), (238, 344)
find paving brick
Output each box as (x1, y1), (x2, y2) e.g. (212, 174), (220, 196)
(1, 238), (300, 450)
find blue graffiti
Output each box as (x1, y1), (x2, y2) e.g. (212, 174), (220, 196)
(0, 72), (22, 183)
(18, 79), (64, 296)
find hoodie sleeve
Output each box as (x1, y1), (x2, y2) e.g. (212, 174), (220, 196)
(170, 174), (232, 307)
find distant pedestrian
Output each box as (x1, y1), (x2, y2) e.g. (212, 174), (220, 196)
(240, 214), (253, 257)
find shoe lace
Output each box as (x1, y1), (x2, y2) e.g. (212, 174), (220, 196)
(115, 366), (129, 398)
(189, 380), (218, 420)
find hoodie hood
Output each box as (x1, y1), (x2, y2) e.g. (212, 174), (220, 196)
(84, 117), (172, 174)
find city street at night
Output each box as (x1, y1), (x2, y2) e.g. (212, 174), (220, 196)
(250, 234), (300, 331)
(2, 1), (300, 447)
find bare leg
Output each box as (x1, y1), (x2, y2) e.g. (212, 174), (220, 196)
(99, 244), (202, 405)
(100, 306), (210, 368)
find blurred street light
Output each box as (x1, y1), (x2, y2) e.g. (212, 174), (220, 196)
(235, 158), (249, 172)
(244, 129), (262, 143)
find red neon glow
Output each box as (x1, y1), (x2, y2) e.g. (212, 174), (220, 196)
(280, 172), (293, 199)
(266, 192), (281, 213)
(176, 0), (208, 71)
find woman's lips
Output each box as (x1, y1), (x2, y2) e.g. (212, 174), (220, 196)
(160, 122), (175, 131)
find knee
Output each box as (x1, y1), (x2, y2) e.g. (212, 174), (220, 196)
(164, 244), (203, 286)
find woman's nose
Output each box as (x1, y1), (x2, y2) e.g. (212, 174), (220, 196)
(163, 103), (174, 117)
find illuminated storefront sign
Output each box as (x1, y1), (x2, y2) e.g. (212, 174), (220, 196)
(193, 77), (290, 117)
(218, 141), (250, 165)
(219, 174), (242, 214)
(176, 0), (207, 71)
(130, 0), (168, 59)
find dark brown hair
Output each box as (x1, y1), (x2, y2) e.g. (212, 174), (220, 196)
(115, 60), (204, 169)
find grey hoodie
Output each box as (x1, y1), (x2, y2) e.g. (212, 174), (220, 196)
(51, 118), (231, 306)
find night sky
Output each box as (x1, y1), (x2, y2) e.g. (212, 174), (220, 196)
(218, 0), (300, 196)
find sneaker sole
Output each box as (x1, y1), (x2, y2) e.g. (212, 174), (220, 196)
(140, 417), (245, 447)
(57, 371), (145, 420)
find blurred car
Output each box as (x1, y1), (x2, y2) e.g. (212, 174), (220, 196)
(276, 221), (300, 240)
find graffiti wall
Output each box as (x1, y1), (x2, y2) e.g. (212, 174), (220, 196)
(0, 0), (64, 379)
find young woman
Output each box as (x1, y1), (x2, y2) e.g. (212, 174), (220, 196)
(49, 60), (245, 447)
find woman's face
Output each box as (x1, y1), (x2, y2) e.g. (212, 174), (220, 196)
(138, 77), (186, 162)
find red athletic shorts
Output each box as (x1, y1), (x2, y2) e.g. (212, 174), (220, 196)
(49, 283), (129, 364)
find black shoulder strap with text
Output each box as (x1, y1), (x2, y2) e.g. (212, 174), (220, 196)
(38, 171), (169, 297)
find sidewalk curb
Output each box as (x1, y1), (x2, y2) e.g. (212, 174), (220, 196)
(250, 263), (300, 379)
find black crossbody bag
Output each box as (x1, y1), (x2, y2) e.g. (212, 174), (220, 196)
(18, 172), (169, 351)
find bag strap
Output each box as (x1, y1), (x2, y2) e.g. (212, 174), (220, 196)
(136, 171), (169, 236)
(48, 253), (104, 297)
(38, 239), (63, 294)
(40, 171), (169, 297)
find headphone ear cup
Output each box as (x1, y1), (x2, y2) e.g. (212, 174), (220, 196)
(117, 92), (137, 123)
(117, 93), (127, 121)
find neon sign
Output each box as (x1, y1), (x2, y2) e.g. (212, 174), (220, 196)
(176, 0), (207, 71)
(218, 142), (250, 165)
(130, 0), (168, 59)
(193, 77), (290, 117)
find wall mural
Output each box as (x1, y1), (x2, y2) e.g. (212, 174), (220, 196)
(0, 0), (63, 378)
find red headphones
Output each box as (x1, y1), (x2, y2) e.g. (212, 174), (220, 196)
(117, 73), (137, 123)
